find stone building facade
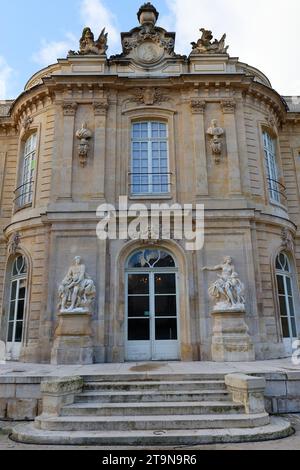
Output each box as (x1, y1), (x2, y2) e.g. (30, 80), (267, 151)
(0, 3), (300, 365)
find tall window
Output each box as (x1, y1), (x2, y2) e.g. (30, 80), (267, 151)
(16, 133), (37, 208)
(276, 253), (297, 343)
(263, 131), (280, 203)
(131, 122), (170, 195)
(7, 256), (27, 359)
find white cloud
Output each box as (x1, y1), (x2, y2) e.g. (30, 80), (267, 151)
(0, 56), (13, 99)
(32, 33), (77, 67)
(80, 0), (119, 52)
(164, 0), (300, 95)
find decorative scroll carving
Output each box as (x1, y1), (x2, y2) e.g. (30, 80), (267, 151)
(190, 100), (206, 114)
(93, 100), (109, 116)
(22, 116), (33, 131)
(76, 122), (93, 167)
(131, 87), (170, 106)
(191, 28), (229, 55)
(58, 257), (96, 312)
(221, 100), (236, 114)
(281, 228), (294, 253)
(69, 27), (108, 56)
(8, 232), (21, 256)
(203, 257), (246, 311)
(62, 102), (78, 116)
(207, 119), (225, 163)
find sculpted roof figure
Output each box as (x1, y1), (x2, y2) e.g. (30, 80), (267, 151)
(191, 28), (229, 54)
(69, 27), (108, 56)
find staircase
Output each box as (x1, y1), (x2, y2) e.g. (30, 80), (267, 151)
(12, 373), (292, 446)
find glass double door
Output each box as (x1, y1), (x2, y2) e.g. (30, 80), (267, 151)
(126, 270), (179, 361)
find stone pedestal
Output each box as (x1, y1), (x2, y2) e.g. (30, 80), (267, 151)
(51, 310), (94, 365)
(211, 308), (255, 362)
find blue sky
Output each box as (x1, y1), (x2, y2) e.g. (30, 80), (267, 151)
(1, 0), (299, 100)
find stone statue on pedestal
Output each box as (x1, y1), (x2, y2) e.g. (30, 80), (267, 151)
(202, 256), (245, 311)
(58, 256), (96, 312)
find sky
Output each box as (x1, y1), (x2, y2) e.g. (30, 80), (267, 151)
(0, 0), (299, 100)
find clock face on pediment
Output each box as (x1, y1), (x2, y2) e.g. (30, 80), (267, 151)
(135, 41), (164, 64)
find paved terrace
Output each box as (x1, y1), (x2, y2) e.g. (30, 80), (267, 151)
(0, 359), (299, 378)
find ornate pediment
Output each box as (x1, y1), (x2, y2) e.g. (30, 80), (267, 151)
(112, 3), (176, 66)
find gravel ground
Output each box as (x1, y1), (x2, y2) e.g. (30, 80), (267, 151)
(0, 415), (300, 450)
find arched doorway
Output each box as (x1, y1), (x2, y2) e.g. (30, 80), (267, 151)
(275, 252), (298, 355)
(125, 249), (180, 361)
(6, 255), (28, 360)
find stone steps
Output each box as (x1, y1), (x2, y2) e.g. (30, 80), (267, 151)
(10, 373), (293, 446)
(75, 390), (231, 403)
(83, 380), (227, 392)
(35, 412), (271, 432)
(12, 417), (293, 446)
(62, 401), (243, 417)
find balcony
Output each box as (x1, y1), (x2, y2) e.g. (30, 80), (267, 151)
(14, 180), (33, 211)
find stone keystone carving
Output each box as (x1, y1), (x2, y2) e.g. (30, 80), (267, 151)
(191, 28), (229, 55)
(58, 256), (96, 312)
(69, 27), (108, 56)
(8, 232), (21, 256)
(131, 87), (170, 106)
(207, 119), (225, 163)
(76, 122), (93, 167)
(202, 257), (246, 311)
(281, 228), (295, 253)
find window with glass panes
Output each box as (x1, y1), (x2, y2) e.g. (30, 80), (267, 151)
(263, 131), (280, 203)
(276, 253), (297, 340)
(21, 133), (37, 206)
(7, 256), (27, 346)
(131, 122), (170, 194)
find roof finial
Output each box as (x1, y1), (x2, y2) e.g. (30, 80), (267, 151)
(137, 3), (159, 26)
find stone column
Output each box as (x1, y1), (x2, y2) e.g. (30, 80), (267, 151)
(221, 100), (242, 196)
(92, 100), (109, 201)
(58, 102), (77, 201)
(190, 100), (209, 197)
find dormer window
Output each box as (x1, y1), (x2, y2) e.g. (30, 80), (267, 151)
(131, 121), (170, 195)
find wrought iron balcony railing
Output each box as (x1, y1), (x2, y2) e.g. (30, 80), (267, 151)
(14, 180), (33, 210)
(129, 172), (173, 195)
(267, 178), (287, 205)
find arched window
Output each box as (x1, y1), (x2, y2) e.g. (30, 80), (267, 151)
(6, 255), (28, 360)
(15, 133), (37, 209)
(263, 131), (280, 203)
(276, 253), (298, 352)
(131, 121), (170, 195)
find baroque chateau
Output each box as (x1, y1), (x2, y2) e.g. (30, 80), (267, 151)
(0, 2), (300, 446)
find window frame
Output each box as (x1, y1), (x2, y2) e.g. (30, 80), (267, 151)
(6, 255), (28, 348)
(263, 130), (280, 204)
(130, 121), (171, 196)
(275, 252), (298, 341)
(15, 129), (39, 212)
